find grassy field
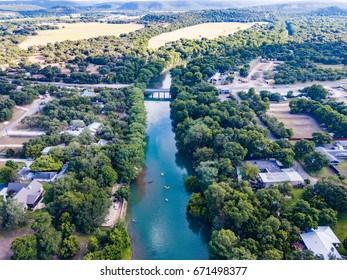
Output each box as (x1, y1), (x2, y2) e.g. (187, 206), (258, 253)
(148, 22), (264, 49)
(19, 23), (144, 49)
(335, 159), (347, 177)
(332, 213), (347, 255)
(268, 102), (323, 138)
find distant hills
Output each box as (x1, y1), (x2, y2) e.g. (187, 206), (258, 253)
(115, 1), (237, 11)
(1, 1), (347, 15)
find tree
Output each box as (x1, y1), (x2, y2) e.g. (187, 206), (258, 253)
(289, 249), (322, 260)
(36, 227), (62, 260)
(221, 142), (247, 166)
(303, 177), (347, 213)
(187, 192), (207, 220)
(303, 152), (330, 173)
(318, 207), (337, 226)
(31, 212), (52, 232)
(196, 161), (219, 188)
(59, 235), (79, 259)
(209, 229), (239, 260)
(294, 139), (315, 158)
(0, 166), (15, 182)
(5, 148), (15, 158)
(184, 175), (201, 192)
(301, 84), (328, 101)
(262, 249), (283, 260)
(114, 186), (131, 201)
(87, 236), (99, 252)
(312, 132), (332, 145)
(284, 199), (319, 230)
(30, 155), (63, 172)
(99, 166), (118, 187)
(11, 235), (37, 260)
(5, 160), (18, 170)
(274, 148), (295, 168)
(343, 237), (347, 251)
(0, 198), (25, 229)
(240, 162), (259, 181)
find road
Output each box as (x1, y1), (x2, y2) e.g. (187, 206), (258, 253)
(0, 158), (33, 167)
(34, 81), (132, 89)
(0, 96), (53, 138)
(216, 79), (347, 96)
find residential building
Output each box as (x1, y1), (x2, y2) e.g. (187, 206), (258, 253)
(6, 180), (44, 209)
(88, 122), (102, 136)
(33, 172), (58, 182)
(241, 160), (304, 188)
(80, 89), (95, 98)
(300, 226), (341, 260)
(316, 147), (340, 165)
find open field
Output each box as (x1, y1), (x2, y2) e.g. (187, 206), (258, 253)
(148, 22), (264, 49)
(315, 63), (346, 70)
(268, 102), (324, 138)
(19, 23), (144, 49)
(335, 159), (347, 177)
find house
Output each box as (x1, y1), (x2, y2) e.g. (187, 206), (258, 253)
(61, 128), (84, 136)
(41, 144), (66, 155)
(18, 166), (34, 181)
(300, 226), (341, 260)
(258, 170), (304, 188)
(88, 122), (102, 136)
(335, 141), (347, 149)
(80, 89), (95, 98)
(6, 180), (44, 209)
(94, 139), (109, 147)
(316, 147), (340, 165)
(33, 172), (58, 182)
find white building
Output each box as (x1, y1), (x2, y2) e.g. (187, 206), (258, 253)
(258, 170), (304, 188)
(316, 147), (340, 165)
(300, 226), (341, 260)
(88, 122), (102, 136)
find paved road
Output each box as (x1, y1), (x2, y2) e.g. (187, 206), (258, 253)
(0, 158), (33, 167)
(34, 81), (132, 89)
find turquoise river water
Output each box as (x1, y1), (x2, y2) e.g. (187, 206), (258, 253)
(127, 72), (210, 260)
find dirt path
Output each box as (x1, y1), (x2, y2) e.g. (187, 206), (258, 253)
(0, 227), (34, 260)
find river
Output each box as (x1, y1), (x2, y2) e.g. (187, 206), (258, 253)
(127, 72), (210, 260)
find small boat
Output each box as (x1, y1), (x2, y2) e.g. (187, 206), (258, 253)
(131, 218), (137, 223)
(164, 185), (170, 189)
(165, 198), (169, 202)
(148, 181), (153, 184)
(160, 172), (165, 176)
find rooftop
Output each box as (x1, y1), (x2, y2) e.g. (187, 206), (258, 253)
(300, 226), (341, 260)
(258, 171), (304, 183)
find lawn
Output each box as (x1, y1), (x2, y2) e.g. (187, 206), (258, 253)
(148, 22), (265, 49)
(332, 213), (347, 256)
(19, 23), (144, 49)
(335, 159), (347, 177)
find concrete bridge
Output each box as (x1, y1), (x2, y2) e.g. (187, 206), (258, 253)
(143, 88), (172, 100)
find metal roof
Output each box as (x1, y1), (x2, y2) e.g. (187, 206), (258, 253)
(259, 171), (304, 183)
(300, 226), (341, 260)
